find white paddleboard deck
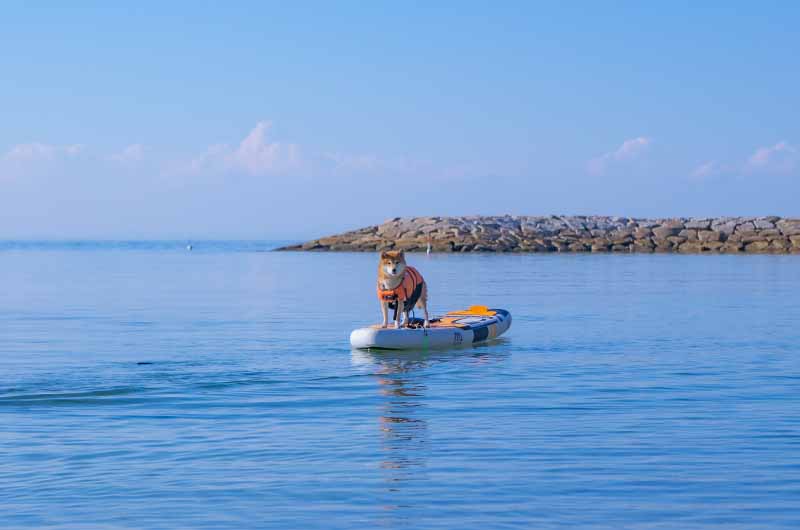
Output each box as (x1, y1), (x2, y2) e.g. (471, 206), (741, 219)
(350, 306), (511, 350)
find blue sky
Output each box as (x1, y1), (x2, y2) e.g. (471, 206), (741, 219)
(1, 2), (798, 238)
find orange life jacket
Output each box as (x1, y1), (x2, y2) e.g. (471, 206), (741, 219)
(377, 266), (424, 306)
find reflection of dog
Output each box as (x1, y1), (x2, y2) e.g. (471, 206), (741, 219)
(376, 250), (429, 329)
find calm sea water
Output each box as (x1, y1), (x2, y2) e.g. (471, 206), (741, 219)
(2, 242), (800, 529)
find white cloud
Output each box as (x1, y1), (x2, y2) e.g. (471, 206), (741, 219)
(745, 141), (797, 174)
(4, 142), (84, 161)
(1, 121), (481, 184)
(690, 160), (723, 180)
(183, 121), (421, 180)
(109, 144), (145, 163)
(689, 141), (799, 181)
(588, 136), (651, 175)
(235, 121), (301, 174)
(188, 121), (303, 176)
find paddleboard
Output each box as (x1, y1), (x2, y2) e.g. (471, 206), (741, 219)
(350, 306), (511, 350)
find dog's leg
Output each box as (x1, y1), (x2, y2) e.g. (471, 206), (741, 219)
(394, 300), (404, 329)
(380, 300), (389, 328)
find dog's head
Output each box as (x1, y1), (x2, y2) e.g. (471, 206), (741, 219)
(379, 250), (407, 277)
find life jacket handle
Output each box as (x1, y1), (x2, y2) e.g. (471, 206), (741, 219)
(378, 290), (398, 301)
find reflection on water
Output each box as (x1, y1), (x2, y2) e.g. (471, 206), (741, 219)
(352, 346), (509, 510)
(374, 356), (429, 486)
(353, 350), (431, 495)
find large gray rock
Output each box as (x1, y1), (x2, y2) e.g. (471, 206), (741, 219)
(697, 230), (721, 242)
(733, 231), (767, 244)
(753, 218), (776, 230)
(702, 241), (724, 251)
(771, 239), (790, 251)
(777, 220), (800, 236)
(721, 241), (744, 253)
(712, 219), (739, 236)
(745, 241), (770, 252)
(653, 225), (682, 239)
(686, 218), (711, 230)
(678, 241), (704, 253)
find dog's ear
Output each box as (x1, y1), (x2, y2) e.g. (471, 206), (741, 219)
(397, 250), (405, 259)
(380, 251), (389, 259)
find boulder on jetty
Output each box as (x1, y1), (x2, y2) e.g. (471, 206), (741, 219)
(277, 216), (800, 254)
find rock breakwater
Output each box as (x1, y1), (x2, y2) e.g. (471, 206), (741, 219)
(278, 216), (800, 253)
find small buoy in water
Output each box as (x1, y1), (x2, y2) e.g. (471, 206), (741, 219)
(426, 242), (431, 254)
(186, 244), (193, 251)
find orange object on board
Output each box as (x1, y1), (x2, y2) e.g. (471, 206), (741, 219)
(448, 305), (497, 317)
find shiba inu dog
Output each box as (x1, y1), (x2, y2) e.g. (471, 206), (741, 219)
(376, 250), (429, 329)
